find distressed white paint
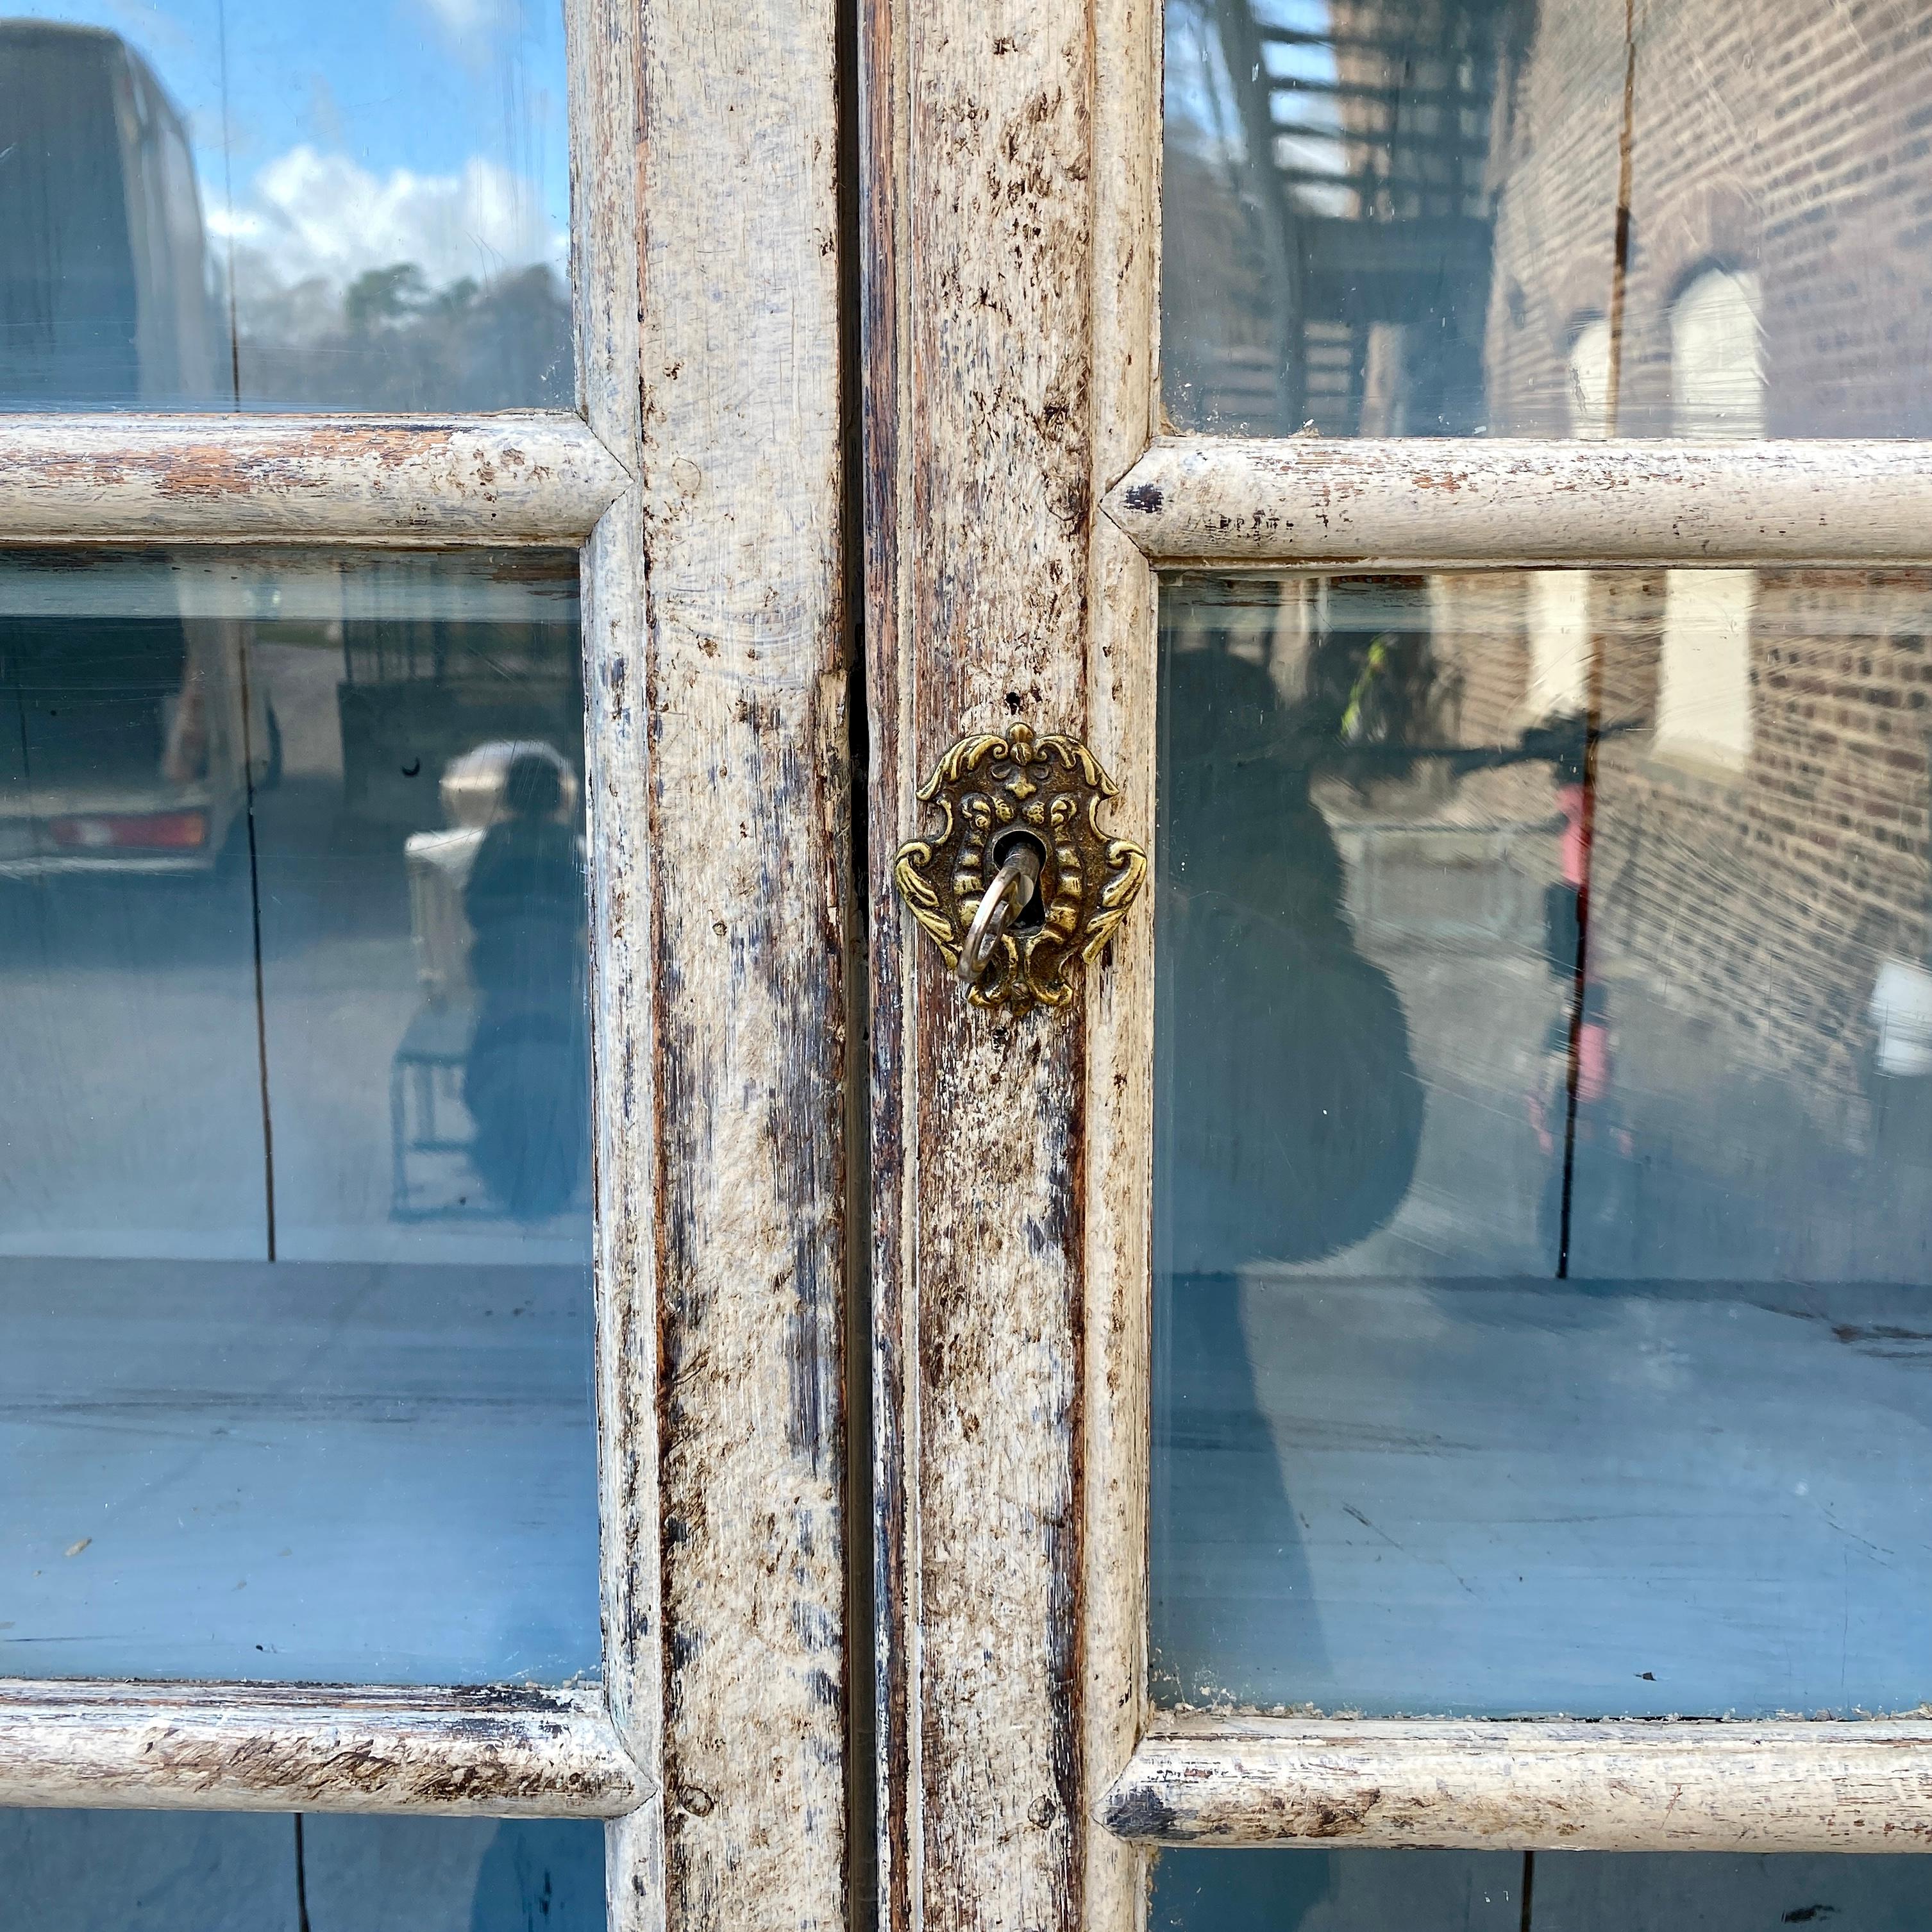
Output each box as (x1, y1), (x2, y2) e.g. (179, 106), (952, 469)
(1105, 439), (1932, 567)
(1083, 1), (1163, 1928)
(866, 0), (1161, 1926)
(0, 7), (850, 1916)
(912, 7), (1932, 1917)
(571, 0), (852, 1929)
(566, 10), (662, 1929)
(0, 1683), (646, 1817)
(866, 1), (1114, 1928)
(1105, 1717), (1932, 1852)
(0, 415), (626, 546)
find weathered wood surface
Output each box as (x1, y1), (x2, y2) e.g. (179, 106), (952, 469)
(1107, 438), (1932, 566)
(571, 0), (851, 1928)
(1081, 0), (1163, 1928)
(569, 8), (659, 1929)
(864, 0), (1157, 1926)
(0, 1683), (646, 1817)
(1105, 1718), (1932, 1852)
(0, 415), (626, 545)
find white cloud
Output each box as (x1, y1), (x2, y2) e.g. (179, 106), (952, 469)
(415, 0), (514, 43)
(208, 146), (565, 295)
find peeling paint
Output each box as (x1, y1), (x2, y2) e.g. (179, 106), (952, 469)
(1104, 1720), (1932, 1852)
(0, 1683), (647, 1817)
(0, 416), (627, 546)
(1102, 438), (1932, 568)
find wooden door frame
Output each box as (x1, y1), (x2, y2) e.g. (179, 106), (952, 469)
(864, 2), (1932, 1926)
(0, 4), (856, 1929)
(862, 0), (1162, 1925)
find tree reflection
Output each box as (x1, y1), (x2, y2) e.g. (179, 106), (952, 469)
(236, 262), (574, 410)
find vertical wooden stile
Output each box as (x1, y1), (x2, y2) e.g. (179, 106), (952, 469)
(1082, 1), (1164, 1928)
(570, 0), (854, 1926)
(863, 0), (1161, 1924)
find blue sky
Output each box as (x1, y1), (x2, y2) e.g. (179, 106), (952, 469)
(7, 0), (568, 290)
(1164, 0), (1347, 213)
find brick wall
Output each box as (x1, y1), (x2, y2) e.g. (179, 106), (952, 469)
(1593, 575), (1932, 1109)
(1429, 564), (1932, 1125)
(1444, 2), (1932, 1126)
(1490, 0), (1932, 437)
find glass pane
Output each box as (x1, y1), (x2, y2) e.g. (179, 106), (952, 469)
(1, 548), (598, 1683)
(1163, 0), (1932, 436)
(1, 4), (568, 410)
(1155, 567), (1932, 1716)
(1154, 1849), (1932, 1932)
(1155, 1849), (1521, 1931)
(0, 1810), (605, 1931)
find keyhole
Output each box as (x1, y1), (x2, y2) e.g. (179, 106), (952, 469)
(990, 828), (1049, 932)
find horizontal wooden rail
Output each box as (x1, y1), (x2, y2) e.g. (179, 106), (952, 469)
(1102, 1717), (1932, 1852)
(0, 1681), (651, 1816)
(0, 414), (628, 546)
(1105, 437), (1932, 569)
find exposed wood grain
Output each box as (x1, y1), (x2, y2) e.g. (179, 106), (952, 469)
(0, 415), (626, 545)
(0, 1683), (646, 1817)
(859, 0), (912, 1921)
(1106, 437), (1932, 567)
(874, 12), (1932, 1917)
(1080, 0), (1163, 1929)
(572, 0), (852, 1929)
(1104, 1718), (1932, 1852)
(569, 2), (662, 1925)
(864, 0), (1155, 1926)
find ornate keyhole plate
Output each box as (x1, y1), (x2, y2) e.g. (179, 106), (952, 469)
(892, 723), (1147, 1012)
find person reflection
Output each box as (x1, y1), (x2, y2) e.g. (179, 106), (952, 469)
(463, 748), (589, 1221)
(1155, 609), (1426, 1707)
(1163, 632), (1425, 1272)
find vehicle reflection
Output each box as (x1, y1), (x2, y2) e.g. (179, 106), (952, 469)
(0, 551), (599, 1684)
(0, 551), (589, 1257)
(0, 18), (568, 411)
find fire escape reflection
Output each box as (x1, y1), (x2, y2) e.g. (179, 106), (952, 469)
(1172, 0), (1510, 435)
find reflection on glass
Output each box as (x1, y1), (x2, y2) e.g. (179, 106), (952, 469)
(0, 548), (597, 1683)
(1155, 568), (1932, 1716)
(1153, 1847), (1932, 1932)
(1155, 1847), (1523, 1932)
(1163, 0), (1932, 435)
(0, 1808), (606, 1932)
(0, 4), (568, 409)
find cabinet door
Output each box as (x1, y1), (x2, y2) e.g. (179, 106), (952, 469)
(866, 3), (1932, 1928)
(0, 3), (853, 1930)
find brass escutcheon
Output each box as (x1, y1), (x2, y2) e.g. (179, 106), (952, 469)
(892, 722), (1147, 1012)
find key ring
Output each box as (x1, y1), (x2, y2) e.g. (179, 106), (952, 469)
(955, 843), (1042, 987)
